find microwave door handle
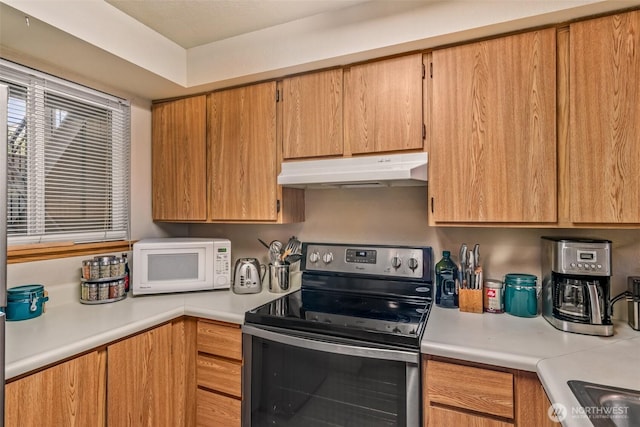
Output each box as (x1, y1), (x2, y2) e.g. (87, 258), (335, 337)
(242, 325), (419, 364)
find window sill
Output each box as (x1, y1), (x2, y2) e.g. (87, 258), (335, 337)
(8, 241), (135, 264)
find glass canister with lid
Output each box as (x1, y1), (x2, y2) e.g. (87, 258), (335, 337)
(504, 273), (539, 317)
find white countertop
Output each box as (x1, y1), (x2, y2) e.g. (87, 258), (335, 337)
(6, 286), (639, 427)
(5, 284), (289, 380)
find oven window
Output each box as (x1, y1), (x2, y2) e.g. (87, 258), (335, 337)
(247, 335), (410, 426)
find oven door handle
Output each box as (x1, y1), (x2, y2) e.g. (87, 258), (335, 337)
(242, 324), (419, 364)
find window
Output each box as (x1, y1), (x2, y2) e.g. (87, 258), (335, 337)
(2, 59), (130, 246)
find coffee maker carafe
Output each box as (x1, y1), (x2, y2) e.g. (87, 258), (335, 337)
(541, 237), (613, 336)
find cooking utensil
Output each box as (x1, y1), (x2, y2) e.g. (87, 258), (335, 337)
(284, 236), (302, 255)
(258, 238), (270, 249)
(285, 253), (303, 263)
(459, 244), (467, 289)
(467, 250), (475, 289)
(268, 240), (283, 264)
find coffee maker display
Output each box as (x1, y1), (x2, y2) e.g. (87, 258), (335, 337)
(541, 237), (613, 337)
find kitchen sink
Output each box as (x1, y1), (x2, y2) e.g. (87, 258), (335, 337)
(568, 380), (640, 427)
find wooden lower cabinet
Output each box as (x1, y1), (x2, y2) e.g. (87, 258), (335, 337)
(197, 388), (241, 427)
(428, 406), (513, 427)
(107, 319), (196, 427)
(196, 319), (243, 426)
(423, 356), (558, 427)
(5, 350), (106, 427)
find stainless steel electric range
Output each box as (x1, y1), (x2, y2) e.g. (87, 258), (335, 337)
(243, 242), (433, 427)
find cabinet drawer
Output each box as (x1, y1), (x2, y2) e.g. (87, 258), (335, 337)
(427, 406), (513, 427)
(426, 360), (514, 419)
(197, 320), (242, 360)
(196, 389), (241, 427)
(197, 353), (242, 398)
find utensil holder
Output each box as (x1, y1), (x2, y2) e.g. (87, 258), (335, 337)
(269, 262), (290, 293)
(459, 288), (483, 313)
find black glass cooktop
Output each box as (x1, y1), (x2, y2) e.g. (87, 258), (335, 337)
(245, 287), (432, 349)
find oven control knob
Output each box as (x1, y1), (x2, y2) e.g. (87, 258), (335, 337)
(322, 252), (334, 264)
(408, 257), (420, 271)
(391, 256), (402, 269)
(308, 251), (320, 263)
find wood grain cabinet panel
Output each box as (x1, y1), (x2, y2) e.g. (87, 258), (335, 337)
(197, 353), (242, 398)
(107, 323), (176, 427)
(282, 69), (343, 159)
(345, 53), (424, 154)
(208, 82), (278, 221)
(196, 388), (241, 427)
(197, 319), (242, 360)
(5, 351), (106, 427)
(427, 406), (513, 427)
(569, 10), (640, 224)
(430, 28), (557, 223)
(152, 95), (207, 221)
(423, 356), (559, 427)
(426, 360), (514, 419)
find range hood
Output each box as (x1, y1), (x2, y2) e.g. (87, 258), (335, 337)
(277, 152), (428, 189)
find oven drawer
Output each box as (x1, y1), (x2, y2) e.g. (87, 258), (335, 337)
(197, 388), (241, 427)
(197, 353), (242, 398)
(426, 360), (514, 418)
(197, 320), (242, 360)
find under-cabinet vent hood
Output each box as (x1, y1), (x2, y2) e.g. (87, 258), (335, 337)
(277, 152), (428, 189)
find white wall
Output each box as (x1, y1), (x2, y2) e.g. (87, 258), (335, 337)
(189, 187), (640, 321)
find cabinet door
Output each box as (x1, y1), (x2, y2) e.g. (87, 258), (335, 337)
(345, 54), (424, 154)
(152, 95), (207, 221)
(107, 323), (175, 427)
(5, 351), (106, 427)
(196, 389), (241, 427)
(209, 82), (278, 221)
(569, 11), (640, 224)
(430, 29), (556, 223)
(282, 69), (343, 159)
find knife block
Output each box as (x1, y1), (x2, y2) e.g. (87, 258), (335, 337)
(459, 288), (483, 313)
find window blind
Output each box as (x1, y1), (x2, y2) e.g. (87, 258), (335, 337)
(1, 59), (130, 245)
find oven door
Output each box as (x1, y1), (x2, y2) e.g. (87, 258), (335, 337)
(242, 325), (421, 427)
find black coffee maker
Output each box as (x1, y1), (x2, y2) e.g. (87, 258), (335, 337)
(541, 237), (613, 336)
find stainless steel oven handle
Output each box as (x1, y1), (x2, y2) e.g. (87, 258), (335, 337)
(242, 324), (419, 364)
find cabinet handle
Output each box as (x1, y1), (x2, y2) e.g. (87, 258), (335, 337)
(431, 197), (434, 214)
(276, 200), (281, 213)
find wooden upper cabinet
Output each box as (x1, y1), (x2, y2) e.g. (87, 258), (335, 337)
(208, 82), (278, 221)
(345, 54), (424, 154)
(282, 69), (343, 159)
(569, 11), (640, 224)
(430, 28), (557, 223)
(152, 95), (207, 221)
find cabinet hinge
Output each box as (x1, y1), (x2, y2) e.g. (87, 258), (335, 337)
(430, 62), (433, 79)
(277, 199), (281, 213)
(276, 89), (280, 102)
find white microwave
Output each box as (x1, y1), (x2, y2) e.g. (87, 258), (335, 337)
(132, 238), (231, 295)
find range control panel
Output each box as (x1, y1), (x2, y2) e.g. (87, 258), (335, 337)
(302, 243), (431, 280)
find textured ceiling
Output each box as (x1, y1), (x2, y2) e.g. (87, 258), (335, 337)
(106, 0), (370, 48)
